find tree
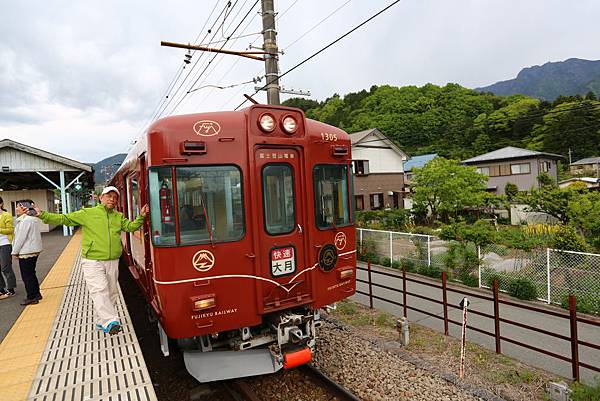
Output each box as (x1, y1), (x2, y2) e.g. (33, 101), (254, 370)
(567, 191), (600, 249)
(522, 184), (587, 224)
(411, 157), (488, 223)
(504, 182), (519, 200)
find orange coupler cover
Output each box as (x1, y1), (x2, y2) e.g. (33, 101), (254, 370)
(283, 347), (312, 369)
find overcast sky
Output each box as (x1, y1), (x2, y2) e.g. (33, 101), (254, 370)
(1, 0), (598, 163)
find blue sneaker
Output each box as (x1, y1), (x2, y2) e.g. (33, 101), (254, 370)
(106, 320), (122, 335)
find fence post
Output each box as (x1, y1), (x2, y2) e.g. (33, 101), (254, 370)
(546, 248), (551, 304)
(427, 236), (431, 266)
(568, 295), (580, 382)
(359, 228), (363, 250)
(442, 272), (449, 335)
(493, 280), (501, 354)
(368, 261), (374, 309)
(402, 268), (407, 318)
(390, 231), (393, 265)
(478, 245), (482, 288)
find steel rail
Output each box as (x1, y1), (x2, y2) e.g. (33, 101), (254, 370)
(299, 364), (363, 401)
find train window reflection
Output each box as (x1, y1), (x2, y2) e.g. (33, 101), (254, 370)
(313, 164), (351, 229)
(148, 167), (176, 246)
(175, 166), (244, 245)
(263, 164), (295, 235)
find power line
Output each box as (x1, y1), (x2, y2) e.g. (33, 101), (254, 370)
(235, 0), (404, 110)
(154, 0), (242, 120)
(140, 0), (224, 132)
(166, 0), (260, 116)
(281, 0), (352, 51)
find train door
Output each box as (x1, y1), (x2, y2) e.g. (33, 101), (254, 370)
(127, 173), (146, 278)
(254, 148), (312, 312)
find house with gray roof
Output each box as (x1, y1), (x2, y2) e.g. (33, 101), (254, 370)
(569, 156), (600, 176)
(350, 128), (408, 210)
(462, 146), (563, 195)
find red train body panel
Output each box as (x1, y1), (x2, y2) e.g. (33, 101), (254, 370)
(111, 105), (355, 381)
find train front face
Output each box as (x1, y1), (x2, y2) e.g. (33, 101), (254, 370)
(145, 105), (356, 382)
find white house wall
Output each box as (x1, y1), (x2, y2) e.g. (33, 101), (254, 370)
(352, 143), (405, 173)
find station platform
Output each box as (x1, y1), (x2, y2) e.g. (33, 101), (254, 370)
(0, 232), (158, 401)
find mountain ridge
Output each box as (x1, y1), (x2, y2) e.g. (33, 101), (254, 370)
(476, 58), (600, 100)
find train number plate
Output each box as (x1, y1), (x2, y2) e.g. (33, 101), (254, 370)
(271, 246), (296, 277)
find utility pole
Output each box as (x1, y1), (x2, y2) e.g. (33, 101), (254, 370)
(568, 148), (572, 165)
(261, 0), (280, 105)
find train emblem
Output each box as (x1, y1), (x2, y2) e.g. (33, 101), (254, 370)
(192, 250), (215, 272)
(193, 120), (221, 136)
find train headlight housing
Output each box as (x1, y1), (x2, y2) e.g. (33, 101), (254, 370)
(281, 115), (298, 134)
(338, 269), (354, 280)
(193, 297), (216, 311)
(258, 113), (276, 133)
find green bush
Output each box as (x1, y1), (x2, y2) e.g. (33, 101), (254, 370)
(551, 225), (588, 252)
(560, 293), (600, 315)
(391, 260), (401, 269)
(458, 271), (479, 287)
(418, 263), (444, 279)
(400, 258), (416, 273)
(484, 271), (509, 291)
(358, 238), (378, 262)
(570, 379), (600, 401)
(508, 278), (538, 300)
(380, 257), (392, 267)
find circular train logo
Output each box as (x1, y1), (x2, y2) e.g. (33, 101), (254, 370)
(318, 244), (338, 272)
(334, 232), (347, 250)
(193, 120), (221, 137)
(192, 250), (215, 272)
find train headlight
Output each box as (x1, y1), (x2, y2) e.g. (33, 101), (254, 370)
(338, 269), (354, 280)
(258, 113), (276, 133)
(281, 115), (298, 134)
(193, 297), (216, 311)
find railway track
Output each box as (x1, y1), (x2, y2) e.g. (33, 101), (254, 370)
(299, 364), (363, 401)
(189, 365), (362, 401)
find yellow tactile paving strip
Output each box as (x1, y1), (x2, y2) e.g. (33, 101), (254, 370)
(0, 231), (81, 401)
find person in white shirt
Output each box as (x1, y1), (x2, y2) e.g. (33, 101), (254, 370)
(12, 200), (43, 306)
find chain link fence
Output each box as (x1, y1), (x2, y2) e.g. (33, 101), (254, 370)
(357, 228), (600, 308)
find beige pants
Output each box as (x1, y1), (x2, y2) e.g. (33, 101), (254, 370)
(81, 258), (120, 327)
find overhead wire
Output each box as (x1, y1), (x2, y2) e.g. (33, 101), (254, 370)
(155, 0), (242, 120)
(235, 0), (404, 110)
(179, 0), (261, 111)
(166, 0), (260, 116)
(140, 0), (224, 132)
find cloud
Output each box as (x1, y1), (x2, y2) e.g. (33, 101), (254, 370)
(0, 0), (599, 163)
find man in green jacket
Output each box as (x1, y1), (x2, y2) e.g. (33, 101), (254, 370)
(36, 186), (149, 335)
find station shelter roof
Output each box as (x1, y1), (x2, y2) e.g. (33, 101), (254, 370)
(0, 139), (94, 191)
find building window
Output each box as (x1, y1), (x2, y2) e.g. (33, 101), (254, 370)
(476, 167), (490, 176)
(355, 195), (364, 211)
(369, 193), (384, 210)
(500, 164), (511, 176)
(353, 160), (369, 176)
(510, 163), (531, 175)
(540, 161), (551, 173)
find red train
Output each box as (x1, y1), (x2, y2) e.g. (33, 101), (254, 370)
(111, 105), (356, 382)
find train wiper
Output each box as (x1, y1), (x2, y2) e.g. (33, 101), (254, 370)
(199, 192), (214, 248)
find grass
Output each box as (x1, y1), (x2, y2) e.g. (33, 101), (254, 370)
(329, 299), (562, 401)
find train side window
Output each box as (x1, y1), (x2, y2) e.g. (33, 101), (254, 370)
(129, 175), (140, 218)
(176, 166), (244, 245)
(148, 167), (176, 246)
(313, 164), (351, 229)
(262, 164), (295, 235)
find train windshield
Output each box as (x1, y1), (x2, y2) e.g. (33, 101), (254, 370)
(148, 166), (244, 246)
(313, 164), (351, 229)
